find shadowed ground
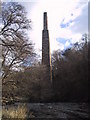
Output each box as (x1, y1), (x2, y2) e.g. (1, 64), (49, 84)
(2, 103), (89, 119)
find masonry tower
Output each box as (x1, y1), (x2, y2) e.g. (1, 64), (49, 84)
(42, 12), (52, 82)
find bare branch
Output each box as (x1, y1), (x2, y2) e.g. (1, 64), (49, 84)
(1, 2), (34, 81)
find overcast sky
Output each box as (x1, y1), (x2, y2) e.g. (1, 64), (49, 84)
(1, 0), (89, 56)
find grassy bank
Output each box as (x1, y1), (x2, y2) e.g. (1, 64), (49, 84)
(2, 104), (34, 119)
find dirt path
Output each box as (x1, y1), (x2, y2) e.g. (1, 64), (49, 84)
(15, 103), (89, 119)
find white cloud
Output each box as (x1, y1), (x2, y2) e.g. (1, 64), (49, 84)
(1, 0), (37, 2)
(69, 4), (88, 34)
(1, 0), (89, 54)
(26, 0), (84, 53)
(65, 41), (70, 47)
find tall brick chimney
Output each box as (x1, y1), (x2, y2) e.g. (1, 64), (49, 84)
(42, 12), (52, 82)
(42, 12), (51, 66)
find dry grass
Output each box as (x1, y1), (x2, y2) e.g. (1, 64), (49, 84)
(2, 104), (28, 119)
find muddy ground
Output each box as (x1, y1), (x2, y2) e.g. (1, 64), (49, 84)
(4, 102), (89, 119)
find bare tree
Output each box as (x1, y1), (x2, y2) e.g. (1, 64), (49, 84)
(0, 2), (34, 82)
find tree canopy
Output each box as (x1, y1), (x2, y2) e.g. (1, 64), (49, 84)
(52, 35), (88, 102)
(0, 2), (34, 82)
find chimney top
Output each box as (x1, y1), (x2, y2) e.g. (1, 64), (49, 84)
(44, 12), (47, 14)
(43, 12), (48, 30)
